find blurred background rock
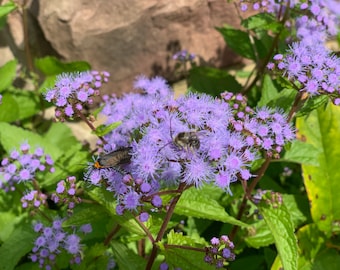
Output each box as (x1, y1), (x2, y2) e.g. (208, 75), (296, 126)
(0, 0), (244, 95)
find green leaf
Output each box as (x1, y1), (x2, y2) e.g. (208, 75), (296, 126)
(297, 224), (325, 263)
(245, 194), (306, 249)
(0, 212), (26, 242)
(56, 145), (88, 170)
(167, 230), (202, 246)
(282, 140), (320, 166)
(175, 187), (248, 227)
(0, 1), (17, 28)
(87, 187), (145, 235)
(257, 74), (279, 107)
(43, 122), (80, 152)
(281, 194), (308, 228)
(81, 243), (110, 270)
(93, 121), (122, 137)
(38, 75), (58, 94)
(0, 60), (17, 92)
(230, 255), (266, 270)
(296, 95), (329, 117)
(0, 122), (63, 161)
(34, 56), (91, 76)
(14, 262), (40, 270)
(92, 104), (105, 118)
(297, 103), (340, 234)
(267, 88), (296, 113)
(189, 66), (242, 96)
(0, 1), (16, 17)
(160, 240), (216, 270)
(253, 34), (270, 59)
(111, 241), (146, 270)
(244, 220), (275, 248)
(258, 192), (298, 270)
(0, 93), (20, 122)
(312, 248), (340, 270)
(0, 90), (41, 121)
(216, 25), (256, 60)
(62, 204), (118, 242)
(242, 13), (281, 33)
(12, 90), (41, 119)
(63, 204), (109, 227)
(0, 222), (36, 270)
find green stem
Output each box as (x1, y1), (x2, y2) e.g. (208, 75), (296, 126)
(145, 182), (188, 270)
(104, 224), (121, 246)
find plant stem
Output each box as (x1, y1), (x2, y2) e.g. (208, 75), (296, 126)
(230, 157), (272, 241)
(241, 1), (291, 95)
(145, 182), (188, 270)
(287, 91), (305, 122)
(74, 106), (108, 145)
(134, 216), (155, 243)
(104, 224), (121, 246)
(21, 0), (34, 74)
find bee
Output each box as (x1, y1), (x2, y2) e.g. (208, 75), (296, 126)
(94, 147), (132, 170)
(173, 131), (200, 152)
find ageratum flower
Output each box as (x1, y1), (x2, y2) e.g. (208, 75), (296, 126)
(239, 0), (340, 43)
(31, 218), (92, 269)
(173, 50), (196, 62)
(238, 0), (296, 14)
(21, 190), (47, 209)
(0, 142), (54, 192)
(204, 235), (235, 268)
(51, 176), (82, 211)
(271, 40), (340, 103)
(44, 71), (110, 121)
(85, 76), (294, 201)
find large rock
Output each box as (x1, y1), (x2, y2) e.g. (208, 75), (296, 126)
(4, 0), (243, 94)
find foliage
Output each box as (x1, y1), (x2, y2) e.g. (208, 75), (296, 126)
(1, 1), (340, 270)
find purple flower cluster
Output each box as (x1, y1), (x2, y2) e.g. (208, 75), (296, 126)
(269, 41), (340, 103)
(223, 93), (295, 158)
(99, 76), (173, 150)
(44, 71), (110, 121)
(31, 218), (92, 269)
(238, 0), (295, 13)
(253, 189), (283, 207)
(172, 50), (196, 62)
(21, 190), (47, 209)
(86, 76), (294, 199)
(51, 176), (82, 212)
(0, 142), (54, 192)
(204, 235), (235, 268)
(85, 163), (162, 217)
(114, 175), (162, 218)
(298, 0), (340, 38)
(0, 94), (2, 104)
(239, 1), (339, 43)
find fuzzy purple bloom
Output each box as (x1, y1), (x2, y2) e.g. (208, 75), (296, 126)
(31, 218), (89, 268)
(44, 71), (110, 121)
(272, 41), (340, 101)
(84, 76), (295, 224)
(0, 144), (54, 192)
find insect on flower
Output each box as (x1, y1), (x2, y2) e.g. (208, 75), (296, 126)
(94, 147), (132, 169)
(173, 131), (200, 152)
(157, 117), (202, 157)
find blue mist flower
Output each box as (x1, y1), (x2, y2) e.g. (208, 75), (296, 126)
(44, 71), (110, 121)
(31, 218), (90, 268)
(0, 143), (54, 192)
(272, 40), (340, 102)
(84, 76), (295, 221)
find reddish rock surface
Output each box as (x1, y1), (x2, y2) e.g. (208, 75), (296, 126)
(2, 0), (243, 94)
